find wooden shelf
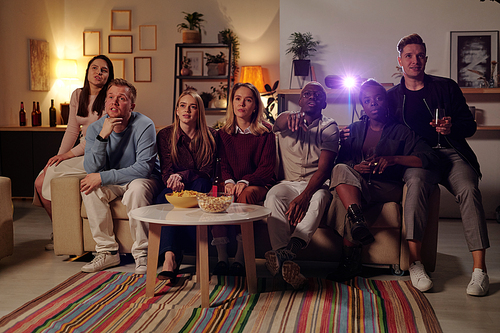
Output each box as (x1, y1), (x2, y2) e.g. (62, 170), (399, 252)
(477, 126), (500, 131)
(0, 126), (67, 132)
(461, 88), (500, 94)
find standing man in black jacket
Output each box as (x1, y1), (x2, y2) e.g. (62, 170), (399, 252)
(387, 33), (489, 296)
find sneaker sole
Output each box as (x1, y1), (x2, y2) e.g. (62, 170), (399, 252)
(265, 251), (279, 276)
(282, 261), (307, 289)
(81, 258), (121, 273)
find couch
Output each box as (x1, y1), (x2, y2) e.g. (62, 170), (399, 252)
(0, 176), (14, 260)
(51, 175), (439, 273)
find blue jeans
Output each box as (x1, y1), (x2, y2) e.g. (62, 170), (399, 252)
(155, 178), (212, 261)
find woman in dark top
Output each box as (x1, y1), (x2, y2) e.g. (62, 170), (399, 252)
(326, 79), (438, 291)
(156, 90), (216, 281)
(212, 82), (276, 276)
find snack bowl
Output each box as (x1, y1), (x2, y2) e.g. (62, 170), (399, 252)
(196, 192), (233, 213)
(165, 190), (199, 208)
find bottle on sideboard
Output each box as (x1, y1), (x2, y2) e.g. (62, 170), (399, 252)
(49, 99), (56, 127)
(19, 102), (26, 126)
(36, 101), (42, 126)
(31, 101), (39, 126)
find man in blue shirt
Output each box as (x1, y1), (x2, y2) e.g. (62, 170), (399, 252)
(80, 79), (161, 274)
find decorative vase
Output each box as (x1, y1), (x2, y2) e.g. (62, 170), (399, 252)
(217, 63), (226, 76)
(214, 98), (227, 109)
(293, 59), (310, 77)
(180, 68), (192, 76)
(207, 63), (218, 76)
(182, 30), (201, 44)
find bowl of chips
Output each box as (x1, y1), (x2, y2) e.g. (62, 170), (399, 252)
(165, 190), (199, 208)
(196, 192), (233, 213)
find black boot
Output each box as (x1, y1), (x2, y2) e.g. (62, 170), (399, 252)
(326, 245), (363, 282)
(348, 204), (374, 245)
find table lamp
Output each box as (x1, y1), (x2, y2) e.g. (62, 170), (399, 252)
(239, 66), (265, 93)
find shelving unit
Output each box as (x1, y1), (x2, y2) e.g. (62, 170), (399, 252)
(172, 43), (231, 120)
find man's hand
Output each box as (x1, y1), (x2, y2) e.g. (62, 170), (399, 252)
(288, 111), (308, 132)
(286, 193), (311, 226)
(100, 117), (123, 139)
(166, 174), (184, 192)
(430, 116), (452, 135)
(80, 173), (102, 195)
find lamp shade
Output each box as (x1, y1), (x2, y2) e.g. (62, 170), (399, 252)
(239, 66), (265, 93)
(56, 59), (78, 79)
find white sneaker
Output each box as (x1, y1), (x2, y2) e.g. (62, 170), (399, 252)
(409, 261), (433, 292)
(82, 251), (120, 273)
(135, 256), (147, 275)
(466, 268), (489, 296)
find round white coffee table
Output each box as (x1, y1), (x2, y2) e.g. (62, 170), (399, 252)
(129, 203), (271, 308)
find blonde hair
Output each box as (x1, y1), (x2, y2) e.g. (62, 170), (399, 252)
(171, 90), (216, 169)
(222, 82), (270, 136)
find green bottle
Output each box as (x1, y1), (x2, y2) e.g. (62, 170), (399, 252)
(49, 99), (56, 127)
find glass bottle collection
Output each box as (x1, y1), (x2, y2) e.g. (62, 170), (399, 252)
(19, 100), (58, 127)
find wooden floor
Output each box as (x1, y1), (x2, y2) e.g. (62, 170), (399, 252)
(1, 199), (499, 332)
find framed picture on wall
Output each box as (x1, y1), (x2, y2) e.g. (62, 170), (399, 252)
(134, 57), (152, 82)
(83, 31), (101, 56)
(450, 31), (499, 88)
(111, 59), (125, 79)
(139, 25), (157, 51)
(111, 10), (132, 31)
(109, 35), (133, 53)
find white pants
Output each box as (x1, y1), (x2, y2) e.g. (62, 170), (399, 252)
(264, 181), (331, 250)
(81, 177), (161, 259)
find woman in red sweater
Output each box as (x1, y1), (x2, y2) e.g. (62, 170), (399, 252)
(212, 82), (276, 276)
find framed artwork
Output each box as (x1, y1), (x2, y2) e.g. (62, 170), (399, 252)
(29, 39), (50, 91)
(450, 31), (499, 88)
(134, 57), (152, 82)
(83, 31), (101, 56)
(111, 59), (125, 79)
(186, 51), (203, 76)
(111, 10), (131, 31)
(109, 35), (133, 53)
(139, 25), (157, 51)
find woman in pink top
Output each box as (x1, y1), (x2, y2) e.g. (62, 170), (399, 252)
(33, 55), (114, 231)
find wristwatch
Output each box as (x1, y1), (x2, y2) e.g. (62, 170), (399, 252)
(96, 134), (108, 142)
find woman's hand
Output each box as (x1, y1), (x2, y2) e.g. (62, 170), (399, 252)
(166, 174), (184, 192)
(46, 151), (75, 167)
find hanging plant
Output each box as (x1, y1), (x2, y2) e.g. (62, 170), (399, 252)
(219, 28), (240, 83)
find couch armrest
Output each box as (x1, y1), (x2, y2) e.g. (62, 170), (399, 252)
(52, 176), (84, 256)
(0, 176), (13, 260)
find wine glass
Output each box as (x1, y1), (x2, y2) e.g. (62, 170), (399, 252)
(363, 147), (376, 185)
(433, 108), (445, 149)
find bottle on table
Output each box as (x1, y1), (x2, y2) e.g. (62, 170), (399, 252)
(31, 101), (39, 126)
(19, 102), (26, 126)
(49, 99), (56, 127)
(36, 102), (42, 126)
(212, 158), (223, 196)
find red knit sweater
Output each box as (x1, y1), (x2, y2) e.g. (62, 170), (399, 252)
(217, 123), (276, 188)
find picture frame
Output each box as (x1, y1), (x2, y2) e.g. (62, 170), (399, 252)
(83, 31), (101, 56)
(139, 25), (157, 51)
(111, 58), (125, 79)
(450, 31), (499, 88)
(134, 57), (152, 82)
(186, 51), (203, 76)
(29, 39), (50, 91)
(111, 10), (131, 31)
(108, 35), (133, 54)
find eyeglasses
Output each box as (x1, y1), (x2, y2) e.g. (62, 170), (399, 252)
(301, 90), (325, 99)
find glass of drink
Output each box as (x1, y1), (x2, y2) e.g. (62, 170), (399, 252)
(433, 108), (445, 149)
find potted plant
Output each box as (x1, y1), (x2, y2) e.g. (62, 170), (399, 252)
(177, 11), (204, 44)
(205, 52), (226, 76)
(261, 80), (280, 124)
(199, 91), (213, 109)
(211, 82), (228, 108)
(285, 32), (320, 77)
(219, 28), (240, 82)
(180, 56), (192, 76)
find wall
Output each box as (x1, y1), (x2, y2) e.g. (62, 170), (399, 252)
(280, 0), (500, 219)
(0, 0), (280, 128)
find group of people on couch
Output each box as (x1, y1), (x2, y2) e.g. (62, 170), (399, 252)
(33, 33), (490, 297)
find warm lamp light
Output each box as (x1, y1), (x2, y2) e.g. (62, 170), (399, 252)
(56, 59), (78, 79)
(239, 66), (265, 93)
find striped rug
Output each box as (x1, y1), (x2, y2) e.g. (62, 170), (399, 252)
(0, 271), (441, 332)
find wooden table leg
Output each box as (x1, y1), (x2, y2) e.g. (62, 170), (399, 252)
(240, 222), (258, 294)
(197, 225), (210, 308)
(145, 224), (161, 298)
(195, 225), (200, 284)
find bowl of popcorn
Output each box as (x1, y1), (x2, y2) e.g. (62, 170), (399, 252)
(165, 190), (199, 208)
(196, 192), (233, 213)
